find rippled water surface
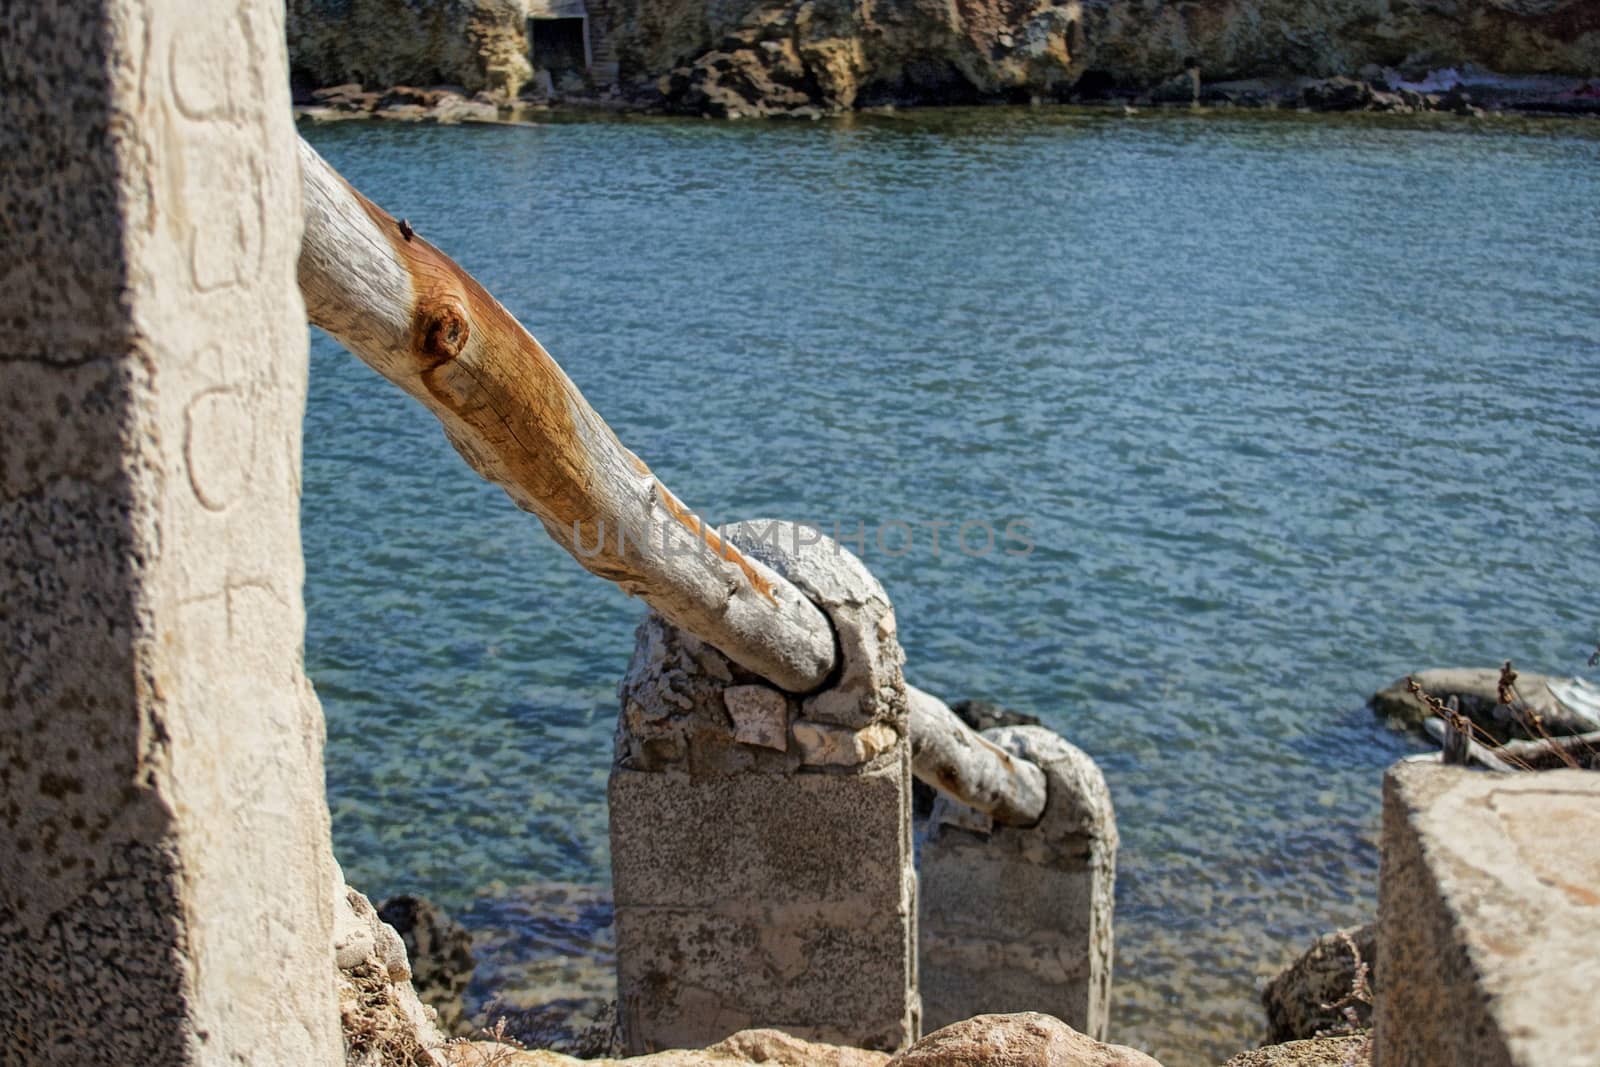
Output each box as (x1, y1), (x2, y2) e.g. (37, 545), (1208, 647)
(301, 109), (1600, 1066)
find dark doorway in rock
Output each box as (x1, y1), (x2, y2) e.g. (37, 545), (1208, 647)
(530, 17), (589, 79)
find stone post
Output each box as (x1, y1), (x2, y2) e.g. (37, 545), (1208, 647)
(0, 3), (341, 1063)
(609, 521), (919, 1054)
(918, 727), (1117, 1038)
(1376, 762), (1600, 1067)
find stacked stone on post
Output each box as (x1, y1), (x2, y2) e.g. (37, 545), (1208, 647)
(609, 520), (920, 1054)
(918, 727), (1117, 1038)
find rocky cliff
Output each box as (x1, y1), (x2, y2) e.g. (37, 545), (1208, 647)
(630, 0), (1600, 115)
(285, 0), (1600, 116)
(288, 0), (533, 98)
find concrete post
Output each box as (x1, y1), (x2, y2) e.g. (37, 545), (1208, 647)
(1376, 763), (1600, 1067)
(918, 726), (1117, 1039)
(609, 521), (919, 1054)
(0, 3), (341, 1063)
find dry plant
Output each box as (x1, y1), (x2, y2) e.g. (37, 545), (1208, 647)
(475, 999), (622, 1059)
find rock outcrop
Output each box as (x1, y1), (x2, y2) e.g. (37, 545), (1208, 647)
(618, 0), (1600, 115)
(288, 0), (533, 99)
(336, 883), (451, 1066)
(1260, 924), (1376, 1044)
(286, 0), (1600, 117)
(1370, 666), (1586, 739)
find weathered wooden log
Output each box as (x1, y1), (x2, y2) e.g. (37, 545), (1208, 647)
(295, 137), (835, 693)
(908, 684), (1048, 826)
(295, 137), (1053, 824)
(1422, 717), (1514, 772)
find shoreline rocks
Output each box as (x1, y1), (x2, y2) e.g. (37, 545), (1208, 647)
(1370, 666), (1595, 741)
(287, 0), (1600, 121)
(292, 70), (1600, 125)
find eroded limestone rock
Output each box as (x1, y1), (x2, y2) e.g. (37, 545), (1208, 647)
(288, 0), (532, 98)
(1261, 924), (1375, 1044)
(337, 882), (449, 1067)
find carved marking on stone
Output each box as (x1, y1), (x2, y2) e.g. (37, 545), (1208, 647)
(185, 388), (254, 510)
(169, 16), (250, 121)
(723, 685), (788, 751)
(185, 139), (265, 292)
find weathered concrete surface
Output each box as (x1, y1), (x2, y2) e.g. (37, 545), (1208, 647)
(1261, 924), (1376, 1043)
(1376, 764), (1600, 1067)
(610, 522), (917, 1053)
(891, 1012), (1161, 1067)
(919, 728), (1116, 1039)
(0, 1), (340, 1062)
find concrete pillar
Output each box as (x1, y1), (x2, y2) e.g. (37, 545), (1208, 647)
(0, 3), (341, 1063)
(1375, 763), (1600, 1067)
(918, 727), (1116, 1039)
(609, 521), (919, 1053)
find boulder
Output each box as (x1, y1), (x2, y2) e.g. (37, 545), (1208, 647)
(1260, 924), (1376, 1043)
(378, 894), (478, 1037)
(1221, 1036), (1369, 1066)
(1298, 77), (1375, 111)
(888, 1013), (1163, 1066)
(1370, 667), (1584, 740)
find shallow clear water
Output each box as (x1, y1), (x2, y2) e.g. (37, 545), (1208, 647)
(301, 108), (1600, 1066)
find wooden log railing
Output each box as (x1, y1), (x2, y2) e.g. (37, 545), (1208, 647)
(296, 135), (1046, 827)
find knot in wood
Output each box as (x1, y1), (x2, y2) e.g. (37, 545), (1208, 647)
(420, 302), (470, 364)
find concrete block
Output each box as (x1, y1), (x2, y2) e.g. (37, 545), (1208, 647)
(610, 522), (918, 1053)
(1376, 763), (1600, 1067)
(0, 2), (340, 1062)
(918, 726), (1117, 1039)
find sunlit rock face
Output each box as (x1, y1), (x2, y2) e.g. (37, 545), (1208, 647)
(284, 0), (1598, 115)
(287, 0), (533, 97)
(616, 0), (1600, 114)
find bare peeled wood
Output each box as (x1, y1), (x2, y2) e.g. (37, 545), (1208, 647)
(295, 137), (835, 693)
(908, 685), (1048, 826)
(295, 138), (1051, 825)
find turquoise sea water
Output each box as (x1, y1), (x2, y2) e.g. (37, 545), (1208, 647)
(300, 109), (1600, 1066)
